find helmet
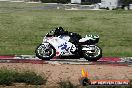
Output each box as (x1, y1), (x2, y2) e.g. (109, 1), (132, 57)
(54, 27), (65, 36)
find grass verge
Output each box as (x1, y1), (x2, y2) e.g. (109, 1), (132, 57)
(0, 68), (47, 86)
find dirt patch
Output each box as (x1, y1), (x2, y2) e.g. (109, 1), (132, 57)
(0, 63), (132, 87)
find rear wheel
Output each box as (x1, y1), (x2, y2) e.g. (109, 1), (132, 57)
(35, 44), (56, 60)
(83, 45), (102, 61)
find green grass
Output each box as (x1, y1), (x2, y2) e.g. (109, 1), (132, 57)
(0, 2), (132, 57)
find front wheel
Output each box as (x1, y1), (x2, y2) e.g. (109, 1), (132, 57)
(83, 45), (102, 61)
(35, 44), (56, 60)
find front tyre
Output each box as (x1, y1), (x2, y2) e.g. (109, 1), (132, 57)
(83, 45), (102, 61)
(35, 44), (56, 60)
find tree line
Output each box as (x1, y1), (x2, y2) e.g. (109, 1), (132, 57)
(120, 0), (132, 5)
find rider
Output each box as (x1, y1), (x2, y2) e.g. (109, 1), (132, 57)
(53, 27), (82, 45)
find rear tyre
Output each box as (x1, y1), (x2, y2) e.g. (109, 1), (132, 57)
(83, 45), (102, 61)
(35, 44), (56, 60)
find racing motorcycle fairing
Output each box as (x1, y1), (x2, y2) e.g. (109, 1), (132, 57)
(79, 35), (99, 45)
(42, 36), (76, 56)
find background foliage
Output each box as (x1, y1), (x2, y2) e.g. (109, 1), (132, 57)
(40, 0), (70, 4)
(120, 0), (132, 4)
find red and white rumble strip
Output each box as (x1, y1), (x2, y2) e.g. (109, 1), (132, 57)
(0, 55), (131, 66)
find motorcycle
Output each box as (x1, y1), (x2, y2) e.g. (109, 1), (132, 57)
(35, 30), (102, 61)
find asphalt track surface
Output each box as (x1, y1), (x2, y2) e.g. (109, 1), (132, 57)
(0, 55), (132, 66)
